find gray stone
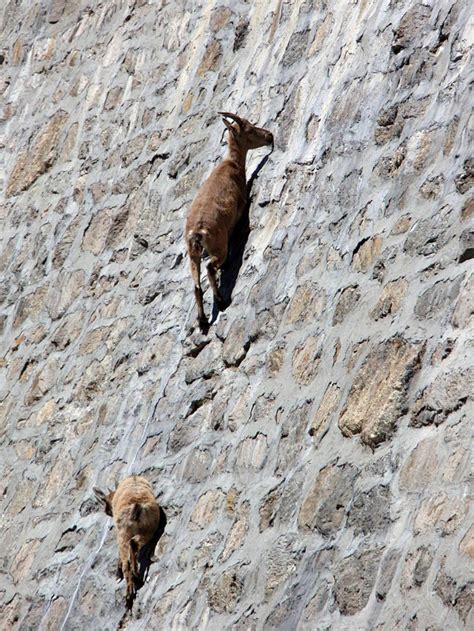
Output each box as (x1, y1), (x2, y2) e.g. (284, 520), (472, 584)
(347, 485), (391, 535)
(334, 546), (383, 615)
(298, 464), (357, 535)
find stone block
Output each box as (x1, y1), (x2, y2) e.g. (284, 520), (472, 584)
(7, 111), (68, 197)
(339, 336), (423, 447)
(370, 278), (408, 320)
(412, 368), (473, 427)
(333, 285), (360, 324)
(452, 275), (474, 327)
(347, 485), (391, 535)
(414, 493), (467, 536)
(285, 282), (326, 327)
(264, 534), (304, 596)
(399, 438), (440, 492)
(197, 41), (221, 75)
(236, 433), (268, 470)
(275, 402), (310, 475)
(460, 525), (474, 558)
(309, 383), (340, 440)
(298, 464), (357, 535)
(189, 489), (224, 530)
(334, 546), (383, 615)
(208, 565), (243, 613)
(219, 502), (249, 562)
(292, 335), (321, 385)
(352, 236), (382, 272)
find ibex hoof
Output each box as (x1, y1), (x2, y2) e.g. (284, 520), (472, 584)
(198, 317), (209, 334)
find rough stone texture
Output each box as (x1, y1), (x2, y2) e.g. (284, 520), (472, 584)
(339, 336), (423, 447)
(0, 1), (472, 630)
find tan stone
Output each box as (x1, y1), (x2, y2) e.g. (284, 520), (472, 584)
(352, 236), (382, 272)
(6, 479), (34, 517)
(267, 346), (284, 375)
(305, 114), (320, 142)
(298, 464), (356, 534)
(61, 122), (78, 161)
(209, 7), (232, 32)
(309, 383), (341, 440)
(2, 594), (22, 629)
(51, 311), (85, 349)
(285, 282), (326, 326)
(461, 197), (474, 221)
(208, 567), (243, 613)
(12, 38), (24, 65)
(220, 503), (249, 562)
(399, 438), (440, 492)
(309, 13), (335, 55)
(292, 336), (321, 385)
(333, 286), (360, 325)
(339, 336), (422, 446)
(11, 539), (41, 584)
(460, 525), (474, 558)
(104, 85), (123, 110)
(411, 368), (473, 427)
(79, 325), (111, 355)
(452, 276), (474, 328)
(197, 41), (221, 75)
(82, 210), (112, 255)
(47, 270), (85, 320)
(236, 433), (268, 469)
(370, 278), (408, 320)
(7, 110), (68, 197)
(25, 359), (58, 406)
(189, 489), (224, 530)
(34, 457), (73, 508)
(181, 93), (193, 114)
(225, 487), (239, 514)
(52, 215), (81, 269)
(40, 597), (67, 630)
(408, 128), (436, 172)
(13, 286), (48, 328)
(15, 440), (35, 460)
(443, 446), (468, 482)
(414, 493), (467, 535)
(77, 359), (107, 402)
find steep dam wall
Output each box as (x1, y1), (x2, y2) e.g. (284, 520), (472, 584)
(0, 0), (473, 629)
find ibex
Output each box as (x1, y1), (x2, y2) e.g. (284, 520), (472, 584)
(185, 112), (274, 332)
(94, 476), (166, 609)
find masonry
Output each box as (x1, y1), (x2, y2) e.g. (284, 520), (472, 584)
(0, 1), (472, 629)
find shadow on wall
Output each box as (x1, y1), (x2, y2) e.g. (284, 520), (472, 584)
(211, 151), (272, 322)
(137, 506), (167, 583)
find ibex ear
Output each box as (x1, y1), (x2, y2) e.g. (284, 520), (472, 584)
(93, 487), (113, 516)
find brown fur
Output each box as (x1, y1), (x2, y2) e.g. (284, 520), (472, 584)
(185, 112), (273, 332)
(94, 476), (164, 609)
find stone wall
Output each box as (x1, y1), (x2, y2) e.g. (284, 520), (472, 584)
(1, 0), (473, 629)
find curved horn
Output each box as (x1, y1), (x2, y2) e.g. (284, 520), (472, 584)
(218, 111), (243, 128)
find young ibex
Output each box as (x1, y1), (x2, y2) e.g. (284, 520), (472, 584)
(185, 112), (274, 331)
(94, 476), (166, 609)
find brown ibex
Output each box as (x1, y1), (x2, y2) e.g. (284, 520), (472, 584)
(94, 476), (166, 609)
(185, 112), (274, 332)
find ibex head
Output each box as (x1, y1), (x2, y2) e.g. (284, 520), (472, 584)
(93, 487), (115, 517)
(219, 112), (274, 151)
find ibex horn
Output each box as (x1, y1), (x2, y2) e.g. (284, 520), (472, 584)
(218, 111), (243, 128)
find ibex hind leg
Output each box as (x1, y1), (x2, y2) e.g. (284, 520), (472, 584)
(189, 255), (208, 332)
(207, 250), (227, 311)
